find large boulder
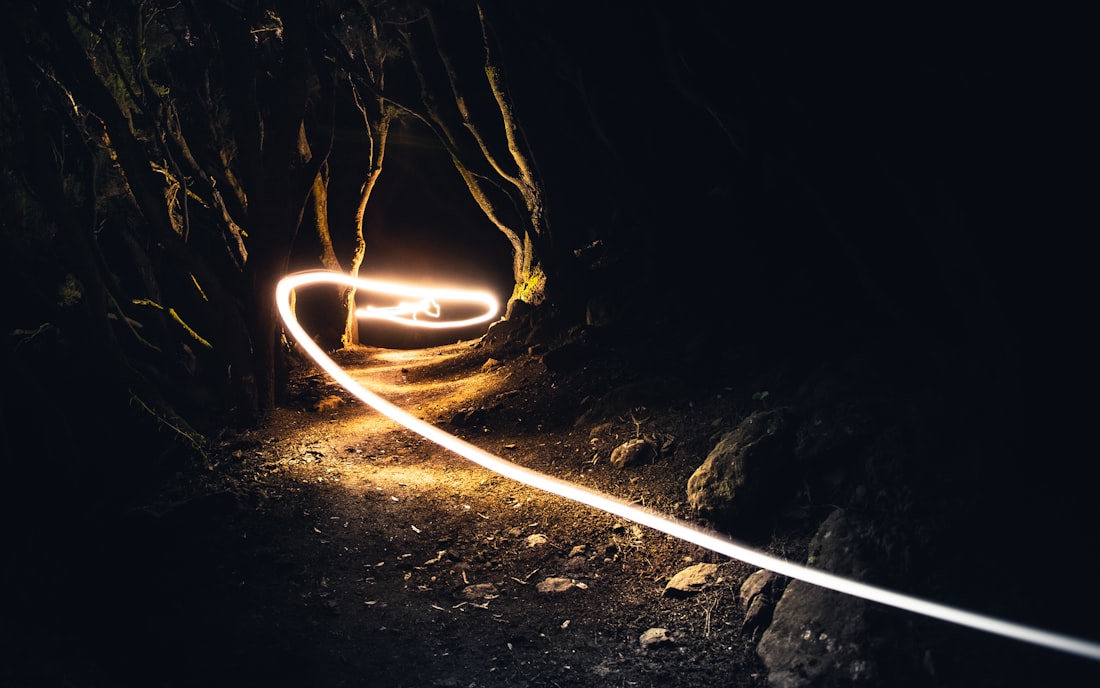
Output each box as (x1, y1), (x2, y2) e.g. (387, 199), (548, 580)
(756, 509), (894, 687)
(686, 409), (795, 531)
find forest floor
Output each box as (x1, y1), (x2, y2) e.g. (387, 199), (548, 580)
(180, 340), (785, 688)
(9, 326), (1100, 687)
(14, 335), (807, 687)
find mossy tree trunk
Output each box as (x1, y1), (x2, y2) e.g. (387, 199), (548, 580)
(386, 2), (555, 315)
(6, 1), (336, 418)
(308, 8), (398, 349)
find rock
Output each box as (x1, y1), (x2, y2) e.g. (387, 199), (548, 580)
(739, 569), (781, 635)
(587, 422), (613, 440)
(686, 409), (795, 531)
(609, 438), (658, 468)
(525, 533), (549, 547)
(742, 594), (775, 636)
(639, 627), (675, 650)
(756, 509), (885, 687)
(536, 577), (576, 593)
(663, 562), (719, 597)
(481, 357), (502, 372)
(460, 583), (499, 600)
(563, 554), (588, 572)
(449, 407), (484, 427)
(740, 569), (779, 607)
(482, 320), (524, 351)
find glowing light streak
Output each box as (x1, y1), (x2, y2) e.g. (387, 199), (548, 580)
(364, 298), (441, 322)
(350, 278), (498, 329)
(277, 270), (1100, 663)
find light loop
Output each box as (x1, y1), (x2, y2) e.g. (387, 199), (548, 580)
(277, 270), (1100, 662)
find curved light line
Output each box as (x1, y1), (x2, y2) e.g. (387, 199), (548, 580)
(351, 275), (499, 329)
(276, 270), (1100, 663)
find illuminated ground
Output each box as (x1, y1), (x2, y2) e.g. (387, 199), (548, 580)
(190, 341), (776, 687)
(15, 331), (1098, 687)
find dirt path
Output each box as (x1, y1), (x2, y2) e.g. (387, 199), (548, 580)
(196, 342), (771, 687)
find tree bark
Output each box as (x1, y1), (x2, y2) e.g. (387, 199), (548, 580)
(209, 1), (335, 411)
(421, 3), (554, 308)
(1, 18), (205, 448)
(34, 2), (259, 417)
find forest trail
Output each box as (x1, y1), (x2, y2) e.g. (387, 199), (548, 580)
(193, 340), (768, 687)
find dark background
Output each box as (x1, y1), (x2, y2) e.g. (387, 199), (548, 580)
(2, 2), (1097, 684)
(327, 2), (1095, 444)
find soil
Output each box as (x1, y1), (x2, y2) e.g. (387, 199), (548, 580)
(195, 341), (784, 688)
(11, 334), (801, 688)
(9, 326), (1099, 687)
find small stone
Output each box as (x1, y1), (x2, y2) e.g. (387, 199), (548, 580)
(536, 577), (576, 593)
(460, 583), (498, 600)
(664, 562), (719, 597)
(639, 627), (675, 649)
(740, 569), (777, 607)
(742, 594), (775, 635)
(525, 533), (549, 547)
(609, 438), (658, 468)
(563, 555), (588, 572)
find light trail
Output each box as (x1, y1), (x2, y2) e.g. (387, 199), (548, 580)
(352, 277), (498, 329)
(276, 270), (1100, 663)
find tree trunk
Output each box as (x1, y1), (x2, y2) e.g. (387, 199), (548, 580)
(303, 113), (386, 349)
(1, 23), (206, 448)
(33, 2), (259, 417)
(211, 1), (335, 412)
(410, 4), (554, 313)
(345, 103), (393, 348)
